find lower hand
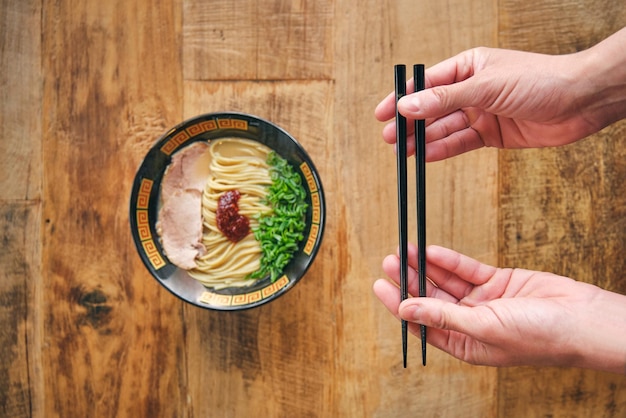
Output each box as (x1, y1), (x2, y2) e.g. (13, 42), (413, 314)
(373, 243), (626, 373)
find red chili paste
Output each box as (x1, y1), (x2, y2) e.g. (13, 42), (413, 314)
(216, 190), (250, 242)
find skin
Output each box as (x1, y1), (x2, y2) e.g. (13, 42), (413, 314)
(373, 27), (626, 374)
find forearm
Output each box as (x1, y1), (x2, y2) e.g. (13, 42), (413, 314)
(570, 285), (626, 374)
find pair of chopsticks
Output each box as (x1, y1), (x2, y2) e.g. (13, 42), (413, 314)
(395, 64), (427, 367)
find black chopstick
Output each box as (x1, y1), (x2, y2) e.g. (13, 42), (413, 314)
(394, 64), (409, 368)
(414, 64), (427, 366)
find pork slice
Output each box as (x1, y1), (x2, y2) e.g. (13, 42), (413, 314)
(156, 141), (211, 270)
(161, 141), (211, 196)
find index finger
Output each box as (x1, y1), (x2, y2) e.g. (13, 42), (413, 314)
(426, 245), (497, 287)
(424, 49), (476, 90)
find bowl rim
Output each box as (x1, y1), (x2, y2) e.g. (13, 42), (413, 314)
(129, 111), (326, 310)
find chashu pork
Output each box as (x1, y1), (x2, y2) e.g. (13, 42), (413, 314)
(156, 141), (211, 270)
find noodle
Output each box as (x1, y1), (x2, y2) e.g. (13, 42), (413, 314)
(188, 138), (273, 289)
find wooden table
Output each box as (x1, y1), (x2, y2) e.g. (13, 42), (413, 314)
(2, 0), (625, 416)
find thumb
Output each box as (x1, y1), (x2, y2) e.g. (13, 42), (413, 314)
(397, 79), (485, 120)
(399, 297), (487, 337)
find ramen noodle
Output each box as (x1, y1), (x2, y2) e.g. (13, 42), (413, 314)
(188, 138), (273, 289)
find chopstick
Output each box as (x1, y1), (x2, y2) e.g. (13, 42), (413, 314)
(414, 64), (427, 366)
(394, 64), (427, 368)
(394, 65), (409, 368)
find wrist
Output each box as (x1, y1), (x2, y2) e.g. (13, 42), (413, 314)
(569, 285), (626, 374)
(577, 27), (626, 130)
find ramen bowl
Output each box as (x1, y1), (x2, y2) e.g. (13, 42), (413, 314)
(129, 112), (325, 310)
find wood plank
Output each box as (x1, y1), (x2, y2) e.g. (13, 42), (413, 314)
(332, 0), (499, 416)
(41, 1), (187, 416)
(183, 0), (333, 81)
(0, 1), (44, 417)
(499, 0), (626, 54)
(183, 79), (337, 417)
(183, 9), (336, 411)
(497, 1), (626, 416)
(0, 203), (42, 418)
(0, 0), (42, 200)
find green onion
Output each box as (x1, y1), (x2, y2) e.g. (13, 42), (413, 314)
(249, 152), (309, 282)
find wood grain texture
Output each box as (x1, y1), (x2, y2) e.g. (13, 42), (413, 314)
(497, 1), (626, 416)
(41, 1), (187, 417)
(0, 203), (42, 418)
(183, 0), (333, 81)
(0, 0), (42, 200)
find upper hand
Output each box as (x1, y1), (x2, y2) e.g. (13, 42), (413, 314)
(374, 39), (626, 161)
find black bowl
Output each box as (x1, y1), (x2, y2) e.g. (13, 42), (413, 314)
(129, 112), (325, 310)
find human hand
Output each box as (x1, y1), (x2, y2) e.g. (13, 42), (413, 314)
(373, 244), (626, 373)
(375, 28), (626, 161)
